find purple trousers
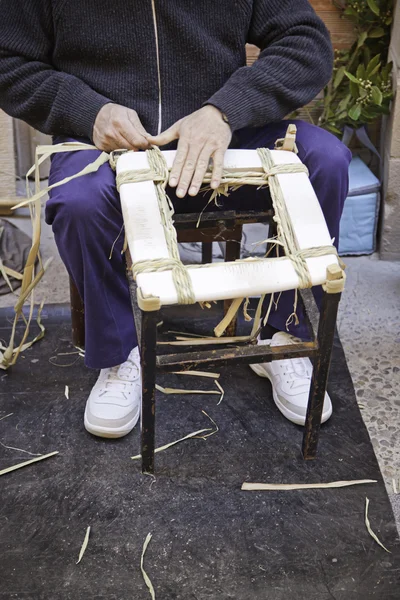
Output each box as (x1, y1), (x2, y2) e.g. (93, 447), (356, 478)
(46, 121), (351, 369)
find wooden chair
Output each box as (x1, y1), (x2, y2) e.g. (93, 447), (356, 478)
(116, 144), (345, 474)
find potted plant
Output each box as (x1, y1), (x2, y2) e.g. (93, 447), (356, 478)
(319, 0), (394, 138)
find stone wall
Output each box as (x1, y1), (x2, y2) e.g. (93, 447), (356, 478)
(0, 110), (16, 215)
(380, 0), (400, 261)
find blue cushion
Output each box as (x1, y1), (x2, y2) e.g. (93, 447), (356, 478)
(338, 157), (380, 255)
(347, 156), (380, 197)
(339, 192), (380, 255)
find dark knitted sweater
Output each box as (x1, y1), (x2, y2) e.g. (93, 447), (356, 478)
(0, 0), (333, 140)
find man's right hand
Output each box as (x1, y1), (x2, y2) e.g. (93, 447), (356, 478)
(93, 103), (152, 152)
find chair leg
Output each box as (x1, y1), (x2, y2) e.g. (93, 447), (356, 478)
(224, 232), (242, 337)
(140, 310), (158, 474)
(302, 289), (341, 460)
(69, 278), (85, 348)
(202, 242), (213, 264)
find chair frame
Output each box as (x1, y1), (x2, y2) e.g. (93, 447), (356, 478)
(69, 130), (343, 474)
(125, 210), (342, 474)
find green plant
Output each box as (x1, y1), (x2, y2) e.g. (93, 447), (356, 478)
(318, 0), (394, 135)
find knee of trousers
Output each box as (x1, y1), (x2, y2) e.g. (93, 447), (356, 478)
(45, 179), (119, 228)
(307, 136), (352, 183)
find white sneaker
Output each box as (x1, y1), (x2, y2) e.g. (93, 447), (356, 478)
(250, 332), (332, 426)
(84, 347), (141, 438)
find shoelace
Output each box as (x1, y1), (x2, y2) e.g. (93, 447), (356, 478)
(100, 358), (140, 400)
(118, 359), (140, 381)
(271, 336), (311, 383)
(278, 357), (311, 386)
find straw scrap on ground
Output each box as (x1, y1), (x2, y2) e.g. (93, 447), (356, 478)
(76, 526), (91, 565)
(242, 480), (377, 491)
(0, 451), (59, 477)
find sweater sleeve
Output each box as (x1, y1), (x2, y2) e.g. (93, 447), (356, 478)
(0, 0), (111, 139)
(206, 0), (333, 131)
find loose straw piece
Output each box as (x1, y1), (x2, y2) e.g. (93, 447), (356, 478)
(76, 526), (91, 564)
(0, 441), (42, 457)
(0, 413), (13, 422)
(158, 335), (253, 346)
(215, 380), (225, 405)
(65, 385), (69, 400)
(243, 298), (252, 322)
(0, 451), (59, 477)
(0, 256), (16, 294)
(155, 384), (220, 396)
(132, 412), (218, 460)
(201, 411), (219, 438)
(365, 498), (391, 553)
(131, 428), (211, 460)
(214, 297), (243, 338)
(242, 479), (377, 491)
(172, 370), (220, 379)
(141, 533), (156, 600)
(166, 330), (206, 338)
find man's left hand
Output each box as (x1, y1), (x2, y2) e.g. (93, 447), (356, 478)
(146, 106), (232, 198)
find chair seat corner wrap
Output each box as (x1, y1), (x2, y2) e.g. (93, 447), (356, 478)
(117, 148), (196, 305)
(116, 146), (339, 306)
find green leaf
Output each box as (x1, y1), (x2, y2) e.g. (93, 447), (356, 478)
(367, 0), (380, 16)
(357, 63), (366, 80)
(344, 7), (358, 18)
(345, 71), (360, 84)
(334, 66), (346, 89)
(349, 104), (361, 121)
(338, 94), (352, 112)
(363, 47), (371, 68)
(357, 32), (368, 48)
(350, 81), (360, 99)
(325, 124), (343, 136)
(371, 86), (383, 105)
(368, 63), (382, 79)
(369, 27), (385, 38)
(381, 62), (393, 80)
(366, 54), (381, 76)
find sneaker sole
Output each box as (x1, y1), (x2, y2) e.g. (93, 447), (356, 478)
(84, 408), (140, 439)
(249, 363), (332, 426)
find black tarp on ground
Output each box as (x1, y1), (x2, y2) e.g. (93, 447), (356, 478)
(0, 306), (399, 600)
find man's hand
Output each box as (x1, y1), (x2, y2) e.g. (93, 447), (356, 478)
(147, 106), (232, 198)
(93, 103), (152, 152)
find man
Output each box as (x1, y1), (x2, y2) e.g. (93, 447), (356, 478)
(0, 0), (351, 438)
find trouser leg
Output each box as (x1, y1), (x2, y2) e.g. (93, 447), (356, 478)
(45, 137), (137, 369)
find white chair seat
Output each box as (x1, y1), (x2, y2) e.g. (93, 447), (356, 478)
(117, 149), (338, 308)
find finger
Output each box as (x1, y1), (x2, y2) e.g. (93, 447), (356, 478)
(122, 126), (151, 150)
(119, 132), (144, 151)
(176, 144), (204, 198)
(211, 148), (226, 190)
(188, 144), (214, 196)
(147, 121), (181, 147)
(99, 132), (133, 152)
(127, 111), (151, 141)
(169, 140), (189, 188)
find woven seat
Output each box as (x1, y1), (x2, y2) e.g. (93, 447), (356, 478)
(118, 149), (339, 309)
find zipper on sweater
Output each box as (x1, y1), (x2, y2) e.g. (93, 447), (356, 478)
(150, 0), (162, 135)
